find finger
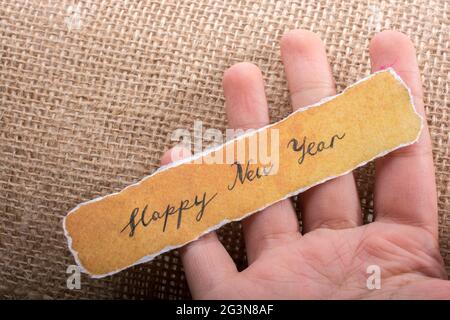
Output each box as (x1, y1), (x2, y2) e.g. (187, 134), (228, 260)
(160, 147), (238, 298)
(280, 29), (362, 233)
(369, 30), (437, 236)
(223, 62), (300, 264)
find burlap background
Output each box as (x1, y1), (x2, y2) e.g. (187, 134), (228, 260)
(0, 0), (448, 299)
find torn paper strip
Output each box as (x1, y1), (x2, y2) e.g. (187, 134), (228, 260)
(63, 68), (422, 277)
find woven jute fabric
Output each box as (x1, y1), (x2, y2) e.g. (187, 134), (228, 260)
(0, 0), (448, 299)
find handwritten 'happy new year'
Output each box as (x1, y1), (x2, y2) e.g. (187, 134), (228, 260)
(120, 132), (346, 237)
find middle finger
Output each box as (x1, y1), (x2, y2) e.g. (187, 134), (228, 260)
(280, 30), (362, 233)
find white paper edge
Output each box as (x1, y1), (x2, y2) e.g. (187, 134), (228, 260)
(62, 68), (423, 278)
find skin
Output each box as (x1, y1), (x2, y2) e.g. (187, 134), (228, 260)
(160, 30), (450, 299)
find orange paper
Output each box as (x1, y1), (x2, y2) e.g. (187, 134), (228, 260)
(63, 69), (422, 277)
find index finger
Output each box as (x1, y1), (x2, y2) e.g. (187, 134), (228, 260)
(369, 31), (437, 237)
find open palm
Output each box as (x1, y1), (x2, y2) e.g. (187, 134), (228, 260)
(161, 30), (450, 299)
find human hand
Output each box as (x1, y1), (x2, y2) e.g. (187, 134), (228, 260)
(161, 30), (450, 299)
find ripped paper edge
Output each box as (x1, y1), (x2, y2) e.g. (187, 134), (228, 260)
(63, 68), (423, 278)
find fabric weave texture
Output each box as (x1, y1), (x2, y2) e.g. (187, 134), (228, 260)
(0, 0), (448, 299)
